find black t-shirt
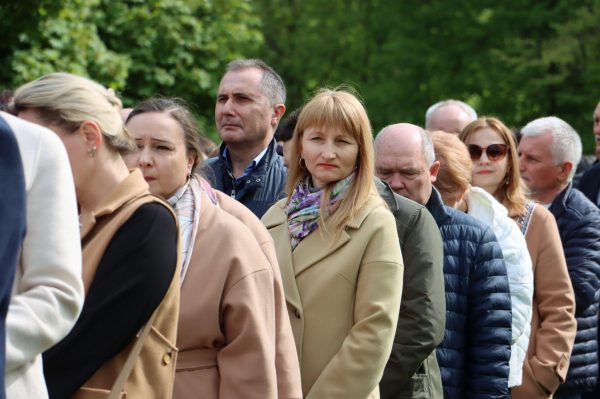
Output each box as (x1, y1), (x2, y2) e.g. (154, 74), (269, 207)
(43, 203), (178, 399)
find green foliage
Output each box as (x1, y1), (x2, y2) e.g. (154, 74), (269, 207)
(0, 0), (263, 142)
(254, 0), (600, 153)
(2, 0), (599, 151)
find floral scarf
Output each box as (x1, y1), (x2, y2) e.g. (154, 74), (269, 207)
(168, 175), (219, 286)
(287, 173), (354, 251)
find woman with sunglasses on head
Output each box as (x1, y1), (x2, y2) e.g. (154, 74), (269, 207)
(262, 88), (404, 399)
(12, 73), (181, 399)
(459, 118), (577, 399)
(430, 128), (533, 395)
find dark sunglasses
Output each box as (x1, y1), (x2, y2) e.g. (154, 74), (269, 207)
(468, 144), (509, 162)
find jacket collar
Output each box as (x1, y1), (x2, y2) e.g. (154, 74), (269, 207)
(80, 169), (149, 239)
(464, 186), (508, 230)
(263, 192), (382, 303)
(374, 177), (398, 213)
(549, 182), (572, 214)
(218, 138), (278, 184)
(426, 186), (452, 226)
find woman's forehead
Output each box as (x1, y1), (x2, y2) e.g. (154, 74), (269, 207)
(128, 113), (184, 141)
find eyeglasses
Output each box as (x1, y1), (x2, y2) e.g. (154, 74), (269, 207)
(467, 144), (509, 162)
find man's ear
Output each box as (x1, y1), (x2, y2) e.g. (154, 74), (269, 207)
(429, 161), (441, 182)
(80, 121), (102, 152)
(271, 104), (286, 127)
(558, 160), (573, 182)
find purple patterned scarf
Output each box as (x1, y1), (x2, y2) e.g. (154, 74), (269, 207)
(286, 173), (354, 251)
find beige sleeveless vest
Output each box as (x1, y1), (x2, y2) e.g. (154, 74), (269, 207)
(73, 170), (181, 399)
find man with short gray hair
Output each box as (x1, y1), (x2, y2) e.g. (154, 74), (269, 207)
(519, 116), (600, 398)
(425, 99), (477, 134)
(204, 59), (287, 218)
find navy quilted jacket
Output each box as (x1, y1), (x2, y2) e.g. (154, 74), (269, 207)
(551, 184), (600, 394)
(203, 138), (287, 219)
(426, 187), (512, 399)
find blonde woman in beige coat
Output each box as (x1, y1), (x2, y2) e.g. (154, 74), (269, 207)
(13, 73), (181, 399)
(262, 88), (404, 399)
(125, 98), (291, 399)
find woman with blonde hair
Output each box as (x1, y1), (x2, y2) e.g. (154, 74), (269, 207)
(262, 88), (404, 399)
(459, 118), (576, 398)
(13, 73), (181, 399)
(432, 129), (533, 392)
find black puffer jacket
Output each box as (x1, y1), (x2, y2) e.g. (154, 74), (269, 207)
(426, 187), (512, 399)
(203, 138), (287, 218)
(551, 183), (600, 394)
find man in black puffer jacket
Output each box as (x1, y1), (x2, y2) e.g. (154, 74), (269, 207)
(520, 117), (600, 398)
(204, 59), (287, 218)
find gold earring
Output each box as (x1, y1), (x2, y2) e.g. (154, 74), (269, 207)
(299, 157), (306, 168)
(89, 146), (97, 159)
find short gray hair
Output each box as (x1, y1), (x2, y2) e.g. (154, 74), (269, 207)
(226, 59), (286, 107)
(425, 99), (477, 129)
(375, 125), (435, 166)
(521, 116), (582, 182)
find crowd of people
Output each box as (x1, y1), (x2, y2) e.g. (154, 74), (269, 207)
(0, 58), (598, 399)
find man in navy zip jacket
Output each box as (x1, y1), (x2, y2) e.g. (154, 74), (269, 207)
(519, 117), (600, 398)
(376, 123), (512, 399)
(0, 114), (27, 399)
(204, 59), (287, 218)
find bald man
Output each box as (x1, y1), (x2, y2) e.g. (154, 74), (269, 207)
(425, 100), (477, 134)
(375, 124), (440, 205)
(372, 123), (445, 399)
(375, 124), (511, 399)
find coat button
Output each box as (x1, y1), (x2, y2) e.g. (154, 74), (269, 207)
(163, 351), (172, 365)
(256, 178), (261, 182)
(294, 309), (301, 319)
(246, 179), (251, 184)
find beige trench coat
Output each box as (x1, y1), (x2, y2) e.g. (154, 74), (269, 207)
(214, 190), (302, 399)
(173, 190), (277, 399)
(506, 203), (577, 398)
(262, 193), (404, 399)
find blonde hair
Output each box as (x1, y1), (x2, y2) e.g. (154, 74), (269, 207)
(286, 87), (378, 244)
(430, 131), (473, 207)
(459, 116), (528, 216)
(12, 73), (135, 155)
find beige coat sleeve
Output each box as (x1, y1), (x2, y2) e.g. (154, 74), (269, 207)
(529, 210), (576, 393)
(217, 263), (278, 399)
(306, 210), (404, 399)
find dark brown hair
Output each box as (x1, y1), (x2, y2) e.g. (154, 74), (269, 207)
(127, 98), (203, 173)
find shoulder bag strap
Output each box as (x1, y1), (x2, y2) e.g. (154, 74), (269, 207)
(107, 308), (159, 399)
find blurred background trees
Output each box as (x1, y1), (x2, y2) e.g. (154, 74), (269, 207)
(1, 0), (599, 151)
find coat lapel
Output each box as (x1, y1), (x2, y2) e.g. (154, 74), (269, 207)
(272, 224), (303, 312)
(265, 204), (304, 312)
(291, 225), (351, 277)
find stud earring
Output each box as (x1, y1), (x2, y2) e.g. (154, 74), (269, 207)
(89, 146), (97, 159)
